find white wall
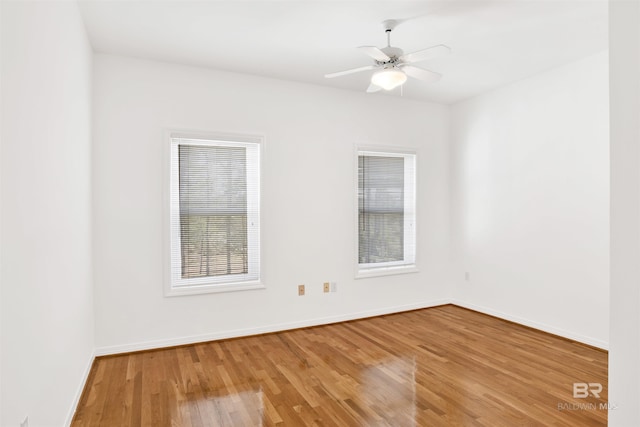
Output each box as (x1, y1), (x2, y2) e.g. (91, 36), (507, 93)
(92, 55), (451, 354)
(0, 2), (94, 426)
(450, 51), (610, 348)
(609, 0), (640, 424)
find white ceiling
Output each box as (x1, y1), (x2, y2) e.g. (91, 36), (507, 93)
(78, 0), (608, 104)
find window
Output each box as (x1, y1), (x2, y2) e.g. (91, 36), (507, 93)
(357, 149), (416, 276)
(167, 133), (261, 295)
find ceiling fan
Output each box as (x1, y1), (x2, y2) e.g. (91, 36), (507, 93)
(325, 19), (451, 93)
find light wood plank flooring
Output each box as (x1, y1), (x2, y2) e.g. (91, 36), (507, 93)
(72, 305), (608, 426)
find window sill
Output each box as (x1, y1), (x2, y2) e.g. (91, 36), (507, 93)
(165, 281), (265, 297)
(355, 265), (418, 280)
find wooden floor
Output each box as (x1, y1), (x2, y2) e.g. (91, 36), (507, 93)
(72, 305), (608, 426)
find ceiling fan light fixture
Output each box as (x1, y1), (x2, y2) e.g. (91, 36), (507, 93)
(371, 68), (407, 91)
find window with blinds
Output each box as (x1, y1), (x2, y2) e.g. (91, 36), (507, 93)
(357, 149), (416, 275)
(168, 134), (261, 295)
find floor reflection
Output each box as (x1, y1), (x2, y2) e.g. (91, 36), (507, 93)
(180, 386), (264, 426)
(361, 356), (417, 426)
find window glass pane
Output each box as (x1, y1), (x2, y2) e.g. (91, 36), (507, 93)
(358, 155), (405, 264)
(178, 145), (248, 279)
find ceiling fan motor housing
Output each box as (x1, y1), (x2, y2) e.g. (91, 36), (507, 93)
(380, 46), (404, 62)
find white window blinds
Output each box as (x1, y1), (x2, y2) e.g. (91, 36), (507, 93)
(357, 150), (416, 273)
(168, 135), (261, 294)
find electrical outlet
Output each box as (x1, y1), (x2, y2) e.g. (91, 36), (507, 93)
(323, 282), (330, 293)
(298, 284), (305, 296)
(20, 416), (28, 427)
(330, 282), (337, 292)
(465, 272), (470, 281)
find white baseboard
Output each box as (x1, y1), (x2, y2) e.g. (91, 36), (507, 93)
(65, 349), (95, 426)
(95, 299), (450, 356)
(450, 299), (609, 350)
(94, 298), (608, 356)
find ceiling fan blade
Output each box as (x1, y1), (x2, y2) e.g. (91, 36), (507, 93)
(366, 83), (382, 93)
(357, 46), (390, 62)
(324, 65), (376, 79)
(400, 65), (442, 83)
(401, 44), (451, 64)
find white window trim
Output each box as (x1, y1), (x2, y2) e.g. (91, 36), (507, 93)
(164, 130), (264, 297)
(355, 146), (418, 279)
